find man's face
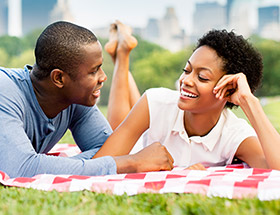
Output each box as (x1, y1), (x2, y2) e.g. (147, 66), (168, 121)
(64, 41), (107, 106)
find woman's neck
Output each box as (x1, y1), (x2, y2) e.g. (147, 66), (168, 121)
(184, 108), (224, 137)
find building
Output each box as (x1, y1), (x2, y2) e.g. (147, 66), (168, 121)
(191, 2), (226, 43)
(226, 0), (234, 25)
(8, 0), (22, 36)
(22, 0), (56, 35)
(258, 6), (280, 32)
(0, 0), (8, 35)
(227, 0), (255, 38)
(93, 7), (188, 52)
(0, 0), (74, 37)
(142, 7), (188, 52)
(49, 0), (74, 23)
(145, 18), (160, 40)
(258, 6), (280, 40)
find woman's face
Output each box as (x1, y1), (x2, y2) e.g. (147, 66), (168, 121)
(178, 45), (227, 114)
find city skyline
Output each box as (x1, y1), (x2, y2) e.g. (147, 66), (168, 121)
(2, 0), (280, 51)
(68, 0), (280, 35)
(2, 0), (280, 36)
(0, 0), (280, 35)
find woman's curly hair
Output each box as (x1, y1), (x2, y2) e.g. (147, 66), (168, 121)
(195, 29), (263, 108)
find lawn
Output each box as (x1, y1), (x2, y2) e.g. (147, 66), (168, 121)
(1, 97), (280, 214)
(1, 188), (280, 214)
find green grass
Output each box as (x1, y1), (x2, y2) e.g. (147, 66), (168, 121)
(1, 187), (280, 214)
(232, 96), (280, 133)
(2, 98), (280, 214)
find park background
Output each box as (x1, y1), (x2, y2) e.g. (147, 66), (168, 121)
(1, 0), (280, 214)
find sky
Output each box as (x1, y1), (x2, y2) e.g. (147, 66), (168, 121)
(68, 0), (280, 35)
(68, 0), (226, 35)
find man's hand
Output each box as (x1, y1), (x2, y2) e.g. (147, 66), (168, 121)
(114, 142), (174, 174)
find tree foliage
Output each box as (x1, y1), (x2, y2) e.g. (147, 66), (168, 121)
(254, 38), (280, 96)
(132, 49), (191, 93)
(8, 49), (35, 68)
(0, 29), (40, 67)
(0, 48), (9, 66)
(1, 31), (280, 105)
(0, 35), (23, 57)
(97, 36), (166, 105)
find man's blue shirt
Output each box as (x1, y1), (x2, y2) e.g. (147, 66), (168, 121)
(0, 66), (116, 177)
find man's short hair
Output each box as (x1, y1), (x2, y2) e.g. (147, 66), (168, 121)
(33, 21), (98, 80)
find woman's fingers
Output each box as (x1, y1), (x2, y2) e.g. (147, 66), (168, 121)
(185, 163), (206, 170)
(214, 74), (241, 99)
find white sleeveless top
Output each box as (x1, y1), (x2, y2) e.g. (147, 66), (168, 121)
(131, 87), (257, 167)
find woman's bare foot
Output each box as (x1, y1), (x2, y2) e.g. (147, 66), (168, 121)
(105, 23), (118, 62)
(116, 20), (138, 54)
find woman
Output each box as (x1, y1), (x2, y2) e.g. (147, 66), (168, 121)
(214, 73), (280, 170)
(94, 21), (267, 169)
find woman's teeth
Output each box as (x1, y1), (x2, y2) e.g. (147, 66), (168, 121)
(181, 91), (198, 98)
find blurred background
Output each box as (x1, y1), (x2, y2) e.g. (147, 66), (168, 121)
(1, 0), (280, 106)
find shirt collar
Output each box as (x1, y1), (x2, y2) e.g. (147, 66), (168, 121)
(172, 109), (185, 133)
(171, 109), (226, 152)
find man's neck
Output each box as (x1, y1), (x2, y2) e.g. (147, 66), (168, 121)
(30, 71), (69, 119)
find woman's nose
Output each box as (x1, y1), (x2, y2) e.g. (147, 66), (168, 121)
(182, 72), (195, 87)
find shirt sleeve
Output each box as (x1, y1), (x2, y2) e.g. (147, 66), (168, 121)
(0, 78), (116, 178)
(222, 110), (257, 165)
(0, 107), (116, 177)
(69, 105), (113, 157)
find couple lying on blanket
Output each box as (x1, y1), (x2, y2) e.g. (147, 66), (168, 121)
(1, 20), (276, 179)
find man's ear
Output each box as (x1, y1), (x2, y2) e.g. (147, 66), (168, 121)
(50, 69), (66, 88)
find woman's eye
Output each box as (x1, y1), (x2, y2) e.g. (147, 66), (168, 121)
(182, 69), (191, 74)
(198, 76), (209, 81)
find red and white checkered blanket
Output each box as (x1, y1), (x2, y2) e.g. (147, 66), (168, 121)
(1, 144), (280, 201)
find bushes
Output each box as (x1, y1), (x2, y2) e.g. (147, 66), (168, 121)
(1, 32), (280, 105)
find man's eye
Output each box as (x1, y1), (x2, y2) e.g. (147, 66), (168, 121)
(92, 66), (101, 74)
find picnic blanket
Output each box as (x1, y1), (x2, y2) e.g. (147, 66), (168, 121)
(1, 144), (280, 201)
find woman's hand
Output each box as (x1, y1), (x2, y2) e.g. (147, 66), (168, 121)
(185, 163), (206, 170)
(213, 73), (253, 106)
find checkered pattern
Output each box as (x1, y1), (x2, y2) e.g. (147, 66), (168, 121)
(1, 144), (279, 201)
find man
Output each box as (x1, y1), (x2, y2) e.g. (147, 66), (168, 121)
(0, 21), (173, 178)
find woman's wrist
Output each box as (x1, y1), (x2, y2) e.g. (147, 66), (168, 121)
(239, 93), (259, 111)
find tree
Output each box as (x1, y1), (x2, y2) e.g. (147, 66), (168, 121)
(0, 48), (9, 67)
(132, 49), (191, 93)
(22, 28), (43, 50)
(0, 36), (23, 57)
(8, 49), (34, 68)
(97, 36), (165, 105)
(255, 39), (280, 96)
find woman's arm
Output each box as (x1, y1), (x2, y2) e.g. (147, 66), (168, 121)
(214, 73), (280, 169)
(234, 136), (267, 169)
(94, 93), (150, 158)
